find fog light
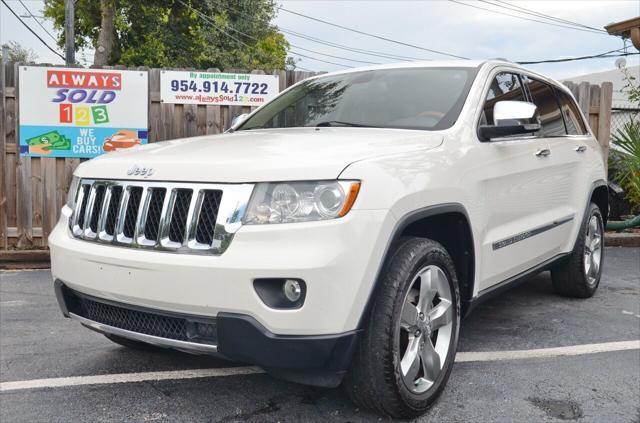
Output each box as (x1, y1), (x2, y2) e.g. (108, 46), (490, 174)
(283, 279), (302, 302)
(254, 278), (306, 309)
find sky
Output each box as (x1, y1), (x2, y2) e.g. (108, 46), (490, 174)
(1, 0), (639, 80)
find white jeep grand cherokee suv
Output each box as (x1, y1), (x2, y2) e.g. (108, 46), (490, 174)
(49, 60), (607, 418)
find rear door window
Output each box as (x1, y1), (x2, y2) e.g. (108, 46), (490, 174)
(556, 89), (588, 135)
(523, 77), (565, 137)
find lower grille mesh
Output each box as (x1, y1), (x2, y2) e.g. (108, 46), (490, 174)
(64, 288), (217, 345)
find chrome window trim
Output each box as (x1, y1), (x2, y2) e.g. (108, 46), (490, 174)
(67, 179), (254, 255)
(474, 65), (594, 143)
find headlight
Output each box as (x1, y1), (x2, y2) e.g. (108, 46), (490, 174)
(66, 176), (80, 208)
(244, 180), (360, 224)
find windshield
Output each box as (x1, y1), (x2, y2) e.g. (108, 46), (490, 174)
(238, 67), (478, 131)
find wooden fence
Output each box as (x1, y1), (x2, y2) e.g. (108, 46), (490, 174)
(0, 63), (613, 250)
(564, 81), (613, 163)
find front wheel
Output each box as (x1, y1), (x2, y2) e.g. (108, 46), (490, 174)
(344, 237), (460, 418)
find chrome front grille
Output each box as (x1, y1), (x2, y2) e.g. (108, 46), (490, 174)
(68, 179), (253, 254)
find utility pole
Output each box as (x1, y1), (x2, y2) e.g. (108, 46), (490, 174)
(64, 0), (75, 65)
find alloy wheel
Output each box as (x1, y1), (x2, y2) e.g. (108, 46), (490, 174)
(398, 265), (454, 394)
(583, 214), (603, 286)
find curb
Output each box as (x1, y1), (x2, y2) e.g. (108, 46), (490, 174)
(0, 250), (51, 270)
(604, 233), (640, 248)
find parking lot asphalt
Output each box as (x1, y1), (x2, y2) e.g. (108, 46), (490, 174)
(1, 247), (639, 422)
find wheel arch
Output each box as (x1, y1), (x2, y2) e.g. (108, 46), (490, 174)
(358, 203), (476, 328)
(590, 180), (609, 225)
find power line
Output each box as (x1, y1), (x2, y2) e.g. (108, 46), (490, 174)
(288, 50), (353, 68)
(178, 0), (254, 49)
(198, 2), (380, 64)
(207, 0), (430, 62)
(492, 0), (606, 33)
(285, 45), (379, 65)
(448, 0), (610, 36)
(178, 0), (354, 69)
(201, 7), (379, 65)
(18, 0), (58, 43)
(277, 5), (469, 60)
(1, 0), (65, 61)
(279, 28), (427, 62)
(517, 49), (638, 65)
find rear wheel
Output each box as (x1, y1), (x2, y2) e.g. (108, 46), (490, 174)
(551, 202), (604, 298)
(345, 237), (460, 418)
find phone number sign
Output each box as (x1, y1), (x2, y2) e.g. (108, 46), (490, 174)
(160, 70), (279, 106)
(18, 66), (148, 158)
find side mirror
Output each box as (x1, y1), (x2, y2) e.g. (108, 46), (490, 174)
(231, 113), (249, 129)
(479, 100), (541, 141)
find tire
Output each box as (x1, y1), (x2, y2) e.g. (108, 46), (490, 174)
(103, 333), (161, 351)
(344, 237), (461, 419)
(551, 202), (604, 298)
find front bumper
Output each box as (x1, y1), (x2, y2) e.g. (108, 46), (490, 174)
(55, 281), (359, 374)
(49, 205), (394, 336)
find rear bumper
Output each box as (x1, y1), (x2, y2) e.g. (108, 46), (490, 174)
(55, 280), (360, 374)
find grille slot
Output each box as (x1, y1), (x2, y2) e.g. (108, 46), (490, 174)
(196, 190), (223, 245)
(168, 189), (193, 244)
(144, 188), (166, 241)
(67, 179), (243, 254)
(64, 287), (217, 345)
(89, 185), (106, 233)
(104, 186), (123, 236)
(76, 184), (91, 230)
(123, 187), (143, 239)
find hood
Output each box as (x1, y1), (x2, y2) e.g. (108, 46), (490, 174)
(76, 127), (443, 183)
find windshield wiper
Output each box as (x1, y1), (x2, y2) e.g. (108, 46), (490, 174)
(314, 120), (373, 128)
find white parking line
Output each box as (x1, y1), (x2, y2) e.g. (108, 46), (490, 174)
(1, 340), (638, 393)
(455, 340), (640, 363)
(0, 300), (27, 307)
(0, 366), (264, 393)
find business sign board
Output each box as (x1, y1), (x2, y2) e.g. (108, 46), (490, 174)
(160, 70), (279, 106)
(19, 66), (148, 158)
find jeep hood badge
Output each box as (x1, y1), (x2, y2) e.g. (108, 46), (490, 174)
(127, 164), (155, 178)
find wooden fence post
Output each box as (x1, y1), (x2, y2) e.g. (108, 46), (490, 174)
(598, 82), (613, 166)
(14, 64), (33, 248)
(577, 81), (591, 117)
(0, 62), (7, 249)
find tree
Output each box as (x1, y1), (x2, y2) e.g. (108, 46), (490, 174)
(0, 41), (39, 63)
(43, 0), (289, 69)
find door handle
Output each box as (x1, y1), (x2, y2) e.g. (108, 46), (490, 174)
(535, 149), (551, 157)
(574, 145), (587, 153)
